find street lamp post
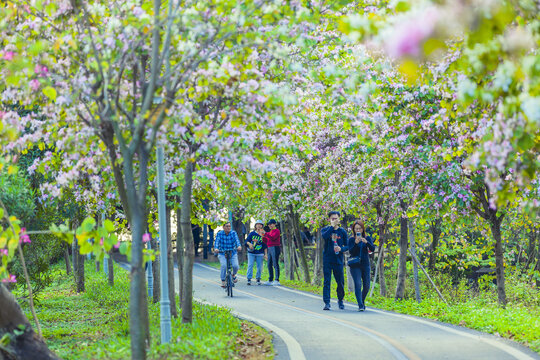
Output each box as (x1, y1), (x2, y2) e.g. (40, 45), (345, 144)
(157, 146), (172, 343)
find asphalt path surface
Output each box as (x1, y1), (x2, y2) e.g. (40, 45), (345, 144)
(190, 262), (540, 360)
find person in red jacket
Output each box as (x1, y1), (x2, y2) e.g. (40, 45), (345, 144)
(263, 219), (281, 286)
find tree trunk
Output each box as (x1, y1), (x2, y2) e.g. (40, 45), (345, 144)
(525, 229), (537, 271)
(378, 223), (387, 297)
(166, 205), (177, 318)
(64, 243), (71, 275)
(181, 161), (195, 324)
(312, 228), (323, 286)
(176, 206), (184, 306)
(72, 238), (78, 280)
(490, 216), (507, 307)
(76, 251), (85, 293)
(395, 212), (408, 300)
(0, 284), (59, 360)
(428, 218), (442, 271)
(409, 221), (421, 303)
(151, 236), (160, 304)
(290, 208), (311, 283)
(280, 218), (291, 280)
(535, 234), (540, 288)
(287, 221), (296, 281)
(108, 251), (114, 286)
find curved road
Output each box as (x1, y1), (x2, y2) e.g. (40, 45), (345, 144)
(190, 262), (539, 360)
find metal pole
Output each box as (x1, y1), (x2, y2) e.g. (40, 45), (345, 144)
(147, 238), (153, 299)
(157, 146), (172, 343)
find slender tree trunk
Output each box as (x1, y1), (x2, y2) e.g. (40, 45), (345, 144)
(395, 211), (408, 300)
(76, 251), (85, 293)
(166, 205), (177, 318)
(428, 218), (442, 271)
(72, 235), (78, 279)
(108, 251), (114, 286)
(281, 219), (291, 280)
(312, 228), (323, 286)
(176, 206), (184, 306)
(0, 284), (59, 359)
(64, 243), (71, 275)
(378, 223), (387, 297)
(490, 216), (507, 307)
(290, 208), (311, 283)
(409, 221), (421, 303)
(525, 229), (537, 271)
(287, 221), (296, 281)
(535, 234), (540, 288)
(181, 161), (195, 324)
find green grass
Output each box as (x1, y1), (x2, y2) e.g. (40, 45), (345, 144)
(19, 261), (273, 359)
(205, 258), (540, 354)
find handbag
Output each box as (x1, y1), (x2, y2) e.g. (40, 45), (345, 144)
(347, 256), (361, 267)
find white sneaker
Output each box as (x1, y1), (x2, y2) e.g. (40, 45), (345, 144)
(264, 281), (273, 286)
(272, 280), (280, 286)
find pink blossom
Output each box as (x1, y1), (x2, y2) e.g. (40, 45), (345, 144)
(34, 64), (49, 77)
(3, 51), (15, 61)
(30, 79), (40, 91)
(385, 8), (438, 58)
(2, 275), (16, 283)
(19, 228), (31, 244)
(142, 233), (151, 243)
(114, 241), (121, 249)
(0, 249), (8, 256)
(100, 237), (104, 246)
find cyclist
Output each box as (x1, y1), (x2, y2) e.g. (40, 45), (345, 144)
(213, 222), (242, 288)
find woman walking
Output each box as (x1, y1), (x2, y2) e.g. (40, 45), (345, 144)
(264, 219), (281, 286)
(245, 220), (268, 285)
(347, 220), (375, 311)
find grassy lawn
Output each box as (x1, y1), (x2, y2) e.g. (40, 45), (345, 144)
(19, 261), (273, 359)
(204, 257), (540, 354)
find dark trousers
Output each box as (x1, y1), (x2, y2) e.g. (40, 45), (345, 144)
(267, 246), (280, 281)
(350, 265), (370, 308)
(323, 262), (344, 304)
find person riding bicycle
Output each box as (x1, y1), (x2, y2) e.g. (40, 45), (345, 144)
(213, 221), (242, 288)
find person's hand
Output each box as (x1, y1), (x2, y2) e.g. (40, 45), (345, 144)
(334, 246), (341, 253)
(355, 237), (361, 244)
(264, 255), (268, 261)
(213, 248), (219, 254)
(361, 237), (367, 244)
(237, 246), (242, 252)
(248, 243), (254, 250)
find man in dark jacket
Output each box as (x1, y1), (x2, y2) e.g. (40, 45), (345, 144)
(320, 211), (349, 310)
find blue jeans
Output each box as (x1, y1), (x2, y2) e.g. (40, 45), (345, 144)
(323, 262), (345, 305)
(247, 253), (264, 280)
(350, 265), (370, 308)
(218, 253), (239, 281)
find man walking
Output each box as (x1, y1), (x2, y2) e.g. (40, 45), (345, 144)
(321, 211), (349, 310)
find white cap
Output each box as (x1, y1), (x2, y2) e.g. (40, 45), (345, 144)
(255, 220), (264, 226)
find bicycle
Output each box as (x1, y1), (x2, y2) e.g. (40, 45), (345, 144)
(224, 250), (234, 297)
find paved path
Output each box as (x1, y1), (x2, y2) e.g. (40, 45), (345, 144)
(191, 262), (539, 360)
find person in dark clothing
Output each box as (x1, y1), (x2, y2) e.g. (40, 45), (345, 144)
(192, 224), (201, 257)
(321, 211), (349, 310)
(245, 220), (268, 285)
(348, 220), (375, 311)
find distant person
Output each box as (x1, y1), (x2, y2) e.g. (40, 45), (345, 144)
(263, 219), (281, 286)
(348, 220), (375, 311)
(245, 220), (268, 285)
(213, 222), (242, 288)
(321, 211), (349, 310)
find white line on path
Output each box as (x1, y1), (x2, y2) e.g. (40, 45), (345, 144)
(195, 298), (306, 360)
(196, 263), (536, 360)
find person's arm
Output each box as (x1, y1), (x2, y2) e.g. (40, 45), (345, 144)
(366, 236), (375, 252)
(214, 232), (221, 252)
(321, 226), (333, 240)
(234, 231), (241, 249)
(348, 237), (358, 256)
(245, 232), (253, 248)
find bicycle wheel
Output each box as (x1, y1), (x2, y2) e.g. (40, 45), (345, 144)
(227, 273), (233, 297)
